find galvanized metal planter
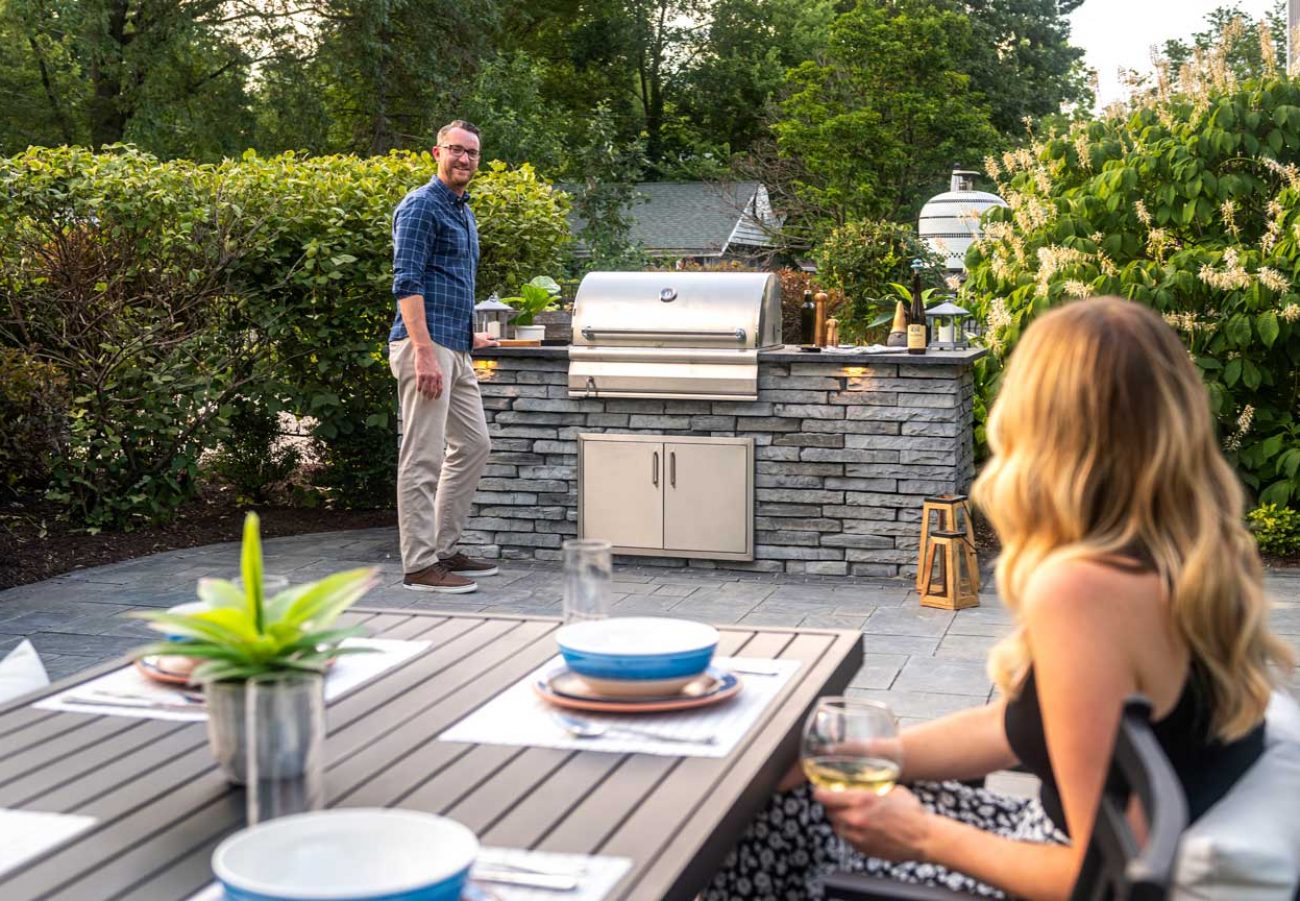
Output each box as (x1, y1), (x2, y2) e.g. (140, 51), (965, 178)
(206, 673), (325, 788)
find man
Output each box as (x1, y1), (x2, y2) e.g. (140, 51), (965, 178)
(388, 119), (498, 593)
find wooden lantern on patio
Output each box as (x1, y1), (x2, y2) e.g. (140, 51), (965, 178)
(919, 529), (980, 610)
(917, 494), (979, 594)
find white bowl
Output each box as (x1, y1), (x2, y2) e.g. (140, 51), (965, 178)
(212, 808), (478, 901)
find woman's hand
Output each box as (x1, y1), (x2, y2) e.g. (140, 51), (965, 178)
(815, 785), (934, 862)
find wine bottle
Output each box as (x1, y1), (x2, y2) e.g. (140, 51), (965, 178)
(907, 276), (927, 355)
(800, 290), (817, 346)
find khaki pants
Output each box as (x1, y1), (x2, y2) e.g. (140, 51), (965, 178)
(389, 339), (491, 573)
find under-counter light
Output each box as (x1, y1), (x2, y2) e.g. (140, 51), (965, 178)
(473, 359), (498, 380)
(842, 366), (867, 377)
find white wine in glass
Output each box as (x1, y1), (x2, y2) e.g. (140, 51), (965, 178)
(801, 697), (902, 796)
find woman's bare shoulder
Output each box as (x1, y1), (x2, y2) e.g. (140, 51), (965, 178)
(1021, 555), (1163, 629)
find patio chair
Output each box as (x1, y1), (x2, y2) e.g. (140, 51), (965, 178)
(822, 695), (1188, 901)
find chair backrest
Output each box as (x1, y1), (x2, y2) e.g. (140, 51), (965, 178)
(1071, 696), (1189, 901)
(1172, 690), (1300, 900)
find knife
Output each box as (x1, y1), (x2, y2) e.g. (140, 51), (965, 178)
(62, 694), (207, 712)
(473, 867), (579, 891)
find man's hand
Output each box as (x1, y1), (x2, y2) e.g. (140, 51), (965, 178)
(413, 344), (444, 399)
(473, 331), (499, 349)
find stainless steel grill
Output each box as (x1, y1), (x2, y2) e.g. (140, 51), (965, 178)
(568, 271), (782, 401)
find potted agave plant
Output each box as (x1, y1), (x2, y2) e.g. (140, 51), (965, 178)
(134, 512), (379, 784)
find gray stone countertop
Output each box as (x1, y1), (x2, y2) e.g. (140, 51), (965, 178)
(473, 344), (988, 365)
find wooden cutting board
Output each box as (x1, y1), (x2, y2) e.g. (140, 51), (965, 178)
(494, 339), (542, 347)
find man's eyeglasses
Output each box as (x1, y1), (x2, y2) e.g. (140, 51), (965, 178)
(440, 144), (481, 161)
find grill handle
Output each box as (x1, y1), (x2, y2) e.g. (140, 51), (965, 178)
(581, 327), (747, 343)
(652, 451), (660, 487)
(670, 451), (676, 488)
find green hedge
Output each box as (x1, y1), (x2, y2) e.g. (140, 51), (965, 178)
(965, 77), (1300, 508)
(0, 145), (571, 526)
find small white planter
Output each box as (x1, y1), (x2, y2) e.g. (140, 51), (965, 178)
(514, 324), (546, 341)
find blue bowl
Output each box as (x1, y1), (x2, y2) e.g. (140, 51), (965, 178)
(556, 617), (719, 682)
(213, 809), (477, 901)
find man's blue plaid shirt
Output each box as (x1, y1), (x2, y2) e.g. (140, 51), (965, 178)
(388, 176), (480, 351)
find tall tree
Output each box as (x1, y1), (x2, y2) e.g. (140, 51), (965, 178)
(773, 0), (1001, 225)
(308, 0), (496, 155)
(961, 0), (1091, 134)
(1160, 0), (1287, 84)
(0, 0), (304, 155)
(678, 0), (836, 157)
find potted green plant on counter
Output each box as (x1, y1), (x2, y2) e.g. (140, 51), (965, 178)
(133, 512), (379, 784)
(501, 276), (562, 340)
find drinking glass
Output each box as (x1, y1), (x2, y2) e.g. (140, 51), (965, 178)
(245, 673), (325, 825)
(801, 697), (902, 795)
(563, 538), (612, 624)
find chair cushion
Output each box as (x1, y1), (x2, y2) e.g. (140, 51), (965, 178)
(0, 640), (50, 704)
(1173, 691), (1300, 900)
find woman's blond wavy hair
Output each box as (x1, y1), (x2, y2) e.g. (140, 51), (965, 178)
(973, 297), (1293, 740)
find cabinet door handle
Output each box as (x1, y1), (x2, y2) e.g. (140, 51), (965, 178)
(670, 451), (676, 488)
(652, 451), (659, 486)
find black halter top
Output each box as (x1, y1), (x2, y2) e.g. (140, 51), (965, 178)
(1003, 663), (1264, 835)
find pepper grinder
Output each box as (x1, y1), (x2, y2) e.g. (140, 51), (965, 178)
(814, 292), (829, 346)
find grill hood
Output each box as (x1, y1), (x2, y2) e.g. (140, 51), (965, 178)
(568, 272), (782, 401)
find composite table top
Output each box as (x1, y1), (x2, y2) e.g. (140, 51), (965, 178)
(0, 609), (863, 901)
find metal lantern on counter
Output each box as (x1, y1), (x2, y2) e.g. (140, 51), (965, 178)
(925, 301), (973, 351)
(474, 295), (515, 340)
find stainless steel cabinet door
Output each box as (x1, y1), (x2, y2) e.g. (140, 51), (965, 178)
(663, 441), (751, 556)
(581, 438), (665, 550)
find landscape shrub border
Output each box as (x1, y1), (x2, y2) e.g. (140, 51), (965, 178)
(964, 76), (1300, 510)
(0, 146), (571, 527)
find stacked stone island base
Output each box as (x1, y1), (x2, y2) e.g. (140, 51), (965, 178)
(463, 347), (983, 578)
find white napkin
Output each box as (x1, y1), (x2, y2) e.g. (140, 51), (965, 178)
(437, 656), (800, 758)
(34, 638), (429, 722)
(188, 848), (632, 901)
(0, 808), (97, 877)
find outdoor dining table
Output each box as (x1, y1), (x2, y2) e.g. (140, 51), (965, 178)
(0, 607), (863, 901)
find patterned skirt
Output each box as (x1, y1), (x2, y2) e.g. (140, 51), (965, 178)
(702, 780), (1069, 900)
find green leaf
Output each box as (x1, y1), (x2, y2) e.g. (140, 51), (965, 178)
(1226, 315), (1252, 347)
(1224, 358), (1242, 386)
(1242, 359), (1262, 390)
(1279, 449), (1300, 479)
(131, 612), (252, 647)
(1258, 310), (1280, 347)
(281, 567), (380, 630)
(1260, 481), (1295, 507)
(240, 512), (264, 633)
(197, 578), (245, 610)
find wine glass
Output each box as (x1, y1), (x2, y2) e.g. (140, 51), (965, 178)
(801, 697), (903, 795)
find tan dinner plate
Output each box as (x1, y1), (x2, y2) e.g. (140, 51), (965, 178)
(535, 667), (742, 714)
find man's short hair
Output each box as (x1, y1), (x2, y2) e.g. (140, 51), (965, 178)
(438, 120), (481, 143)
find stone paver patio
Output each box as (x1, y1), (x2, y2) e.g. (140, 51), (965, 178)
(3, 526), (1298, 725)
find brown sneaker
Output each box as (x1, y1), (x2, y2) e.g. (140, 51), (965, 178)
(402, 561), (478, 593)
(439, 551), (499, 577)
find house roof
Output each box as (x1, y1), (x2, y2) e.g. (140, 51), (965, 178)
(562, 181), (782, 258)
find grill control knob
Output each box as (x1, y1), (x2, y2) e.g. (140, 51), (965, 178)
(659, 288), (677, 303)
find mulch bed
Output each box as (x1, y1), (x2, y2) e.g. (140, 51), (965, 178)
(0, 486), (396, 591)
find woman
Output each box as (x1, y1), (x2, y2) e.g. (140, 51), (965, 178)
(707, 297), (1294, 899)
